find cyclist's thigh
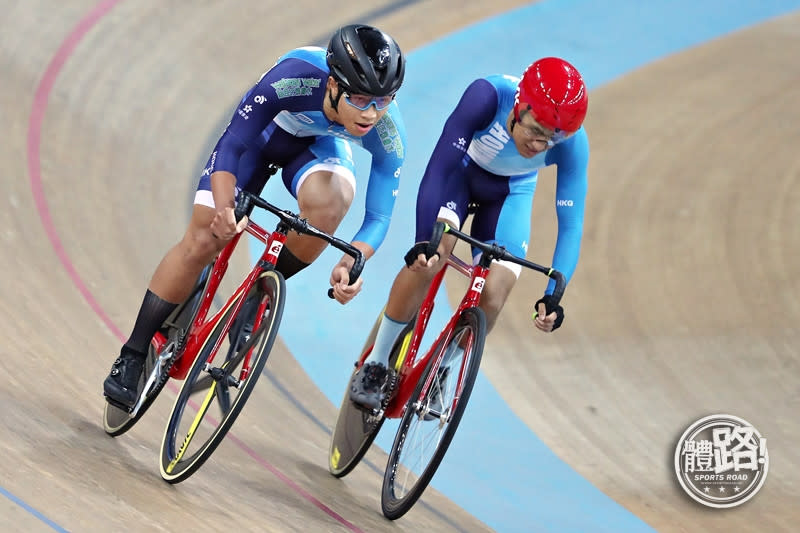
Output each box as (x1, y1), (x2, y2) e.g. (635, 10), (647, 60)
(414, 160), (473, 243)
(195, 147), (269, 209)
(470, 172), (537, 278)
(483, 260), (518, 307)
(196, 127), (319, 208)
(282, 135), (356, 202)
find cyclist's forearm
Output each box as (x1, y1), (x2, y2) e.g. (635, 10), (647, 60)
(210, 171), (237, 210)
(346, 241), (374, 263)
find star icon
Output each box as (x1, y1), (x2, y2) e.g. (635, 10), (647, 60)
(244, 105), (253, 113)
(704, 487), (710, 493)
(719, 487), (726, 493)
(734, 486), (740, 492)
(458, 137), (466, 146)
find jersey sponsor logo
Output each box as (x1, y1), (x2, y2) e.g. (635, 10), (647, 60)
(271, 77), (321, 98)
(375, 117), (404, 158)
(237, 105), (251, 120)
(556, 199), (574, 207)
(451, 137), (467, 152)
(293, 113), (314, 124)
(203, 151), (218, 176)
(470, 121), (511, 160)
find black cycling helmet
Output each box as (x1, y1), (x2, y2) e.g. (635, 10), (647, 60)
(326, 24), (405, 97)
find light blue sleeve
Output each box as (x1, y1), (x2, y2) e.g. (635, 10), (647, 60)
(352, 104), (408, 249)
(544, 127), (589, 295)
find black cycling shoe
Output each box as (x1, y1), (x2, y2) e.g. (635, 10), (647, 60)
(349, 361), (389, 412)
(424, 366), (449, 421)
(103, 348), (146, 408)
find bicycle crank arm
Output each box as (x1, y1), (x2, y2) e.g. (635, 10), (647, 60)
(128, 343), (176, 418)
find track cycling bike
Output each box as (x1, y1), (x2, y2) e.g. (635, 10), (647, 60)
(102, 165), (365, 484)
(328, 220), (566, 519)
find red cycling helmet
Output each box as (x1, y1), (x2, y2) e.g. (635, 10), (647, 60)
(515, 57), (588, 134)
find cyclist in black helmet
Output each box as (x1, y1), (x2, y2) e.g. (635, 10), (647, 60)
(104, 25), (407, 409)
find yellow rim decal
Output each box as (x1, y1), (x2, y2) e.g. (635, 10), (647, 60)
(166, 380), (217, 473)
(393, 330), (414, 371)
(330, 446), (340, 469)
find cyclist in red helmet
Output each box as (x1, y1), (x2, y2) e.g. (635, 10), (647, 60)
(350, 57), (590, 411)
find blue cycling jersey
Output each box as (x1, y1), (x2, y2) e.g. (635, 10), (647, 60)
(205, 47), (407, 250)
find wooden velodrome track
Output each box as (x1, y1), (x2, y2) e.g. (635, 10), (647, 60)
(2, 1), (798, 531)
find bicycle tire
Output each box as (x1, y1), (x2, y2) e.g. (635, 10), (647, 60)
(381, 307), (486, 519)
(103, 265), (211, 437)
(328, 315), (415, 478)
(159, 269), (285, 483)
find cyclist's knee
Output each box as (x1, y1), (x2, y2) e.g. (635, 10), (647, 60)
(179, 227), (221, 267)
(308, 203), (348, 233)
(480, 264), (516, 329)
(479, 290), (507, 324)
(298, 171), (354, 231)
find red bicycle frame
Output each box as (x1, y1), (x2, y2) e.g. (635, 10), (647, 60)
(156, 186), (365, 381)
(381, 253), (488, 419)
(161, 218), (282, 380)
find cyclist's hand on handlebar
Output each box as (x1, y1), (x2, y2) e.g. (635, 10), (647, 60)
(404, 242), (440, 272)
(408, 252), (439, 272)
(534, 295), (564, 333)
(329, 261), (363, 305)
(211, 207), (248, 241)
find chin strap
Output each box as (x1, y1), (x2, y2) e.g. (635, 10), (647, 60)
(513, 102), (532, 129)
(328, 85), (345, 113)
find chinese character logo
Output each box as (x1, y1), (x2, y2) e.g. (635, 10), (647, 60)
(674, 414), (768, 508)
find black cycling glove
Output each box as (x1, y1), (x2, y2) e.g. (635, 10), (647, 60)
(404, 242), (440, 268)
(534, 294), (565, 331)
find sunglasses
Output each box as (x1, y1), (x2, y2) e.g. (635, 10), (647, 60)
(342, 91), (395, 111)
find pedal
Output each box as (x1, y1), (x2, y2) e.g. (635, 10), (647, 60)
(104, 395), (134, 414)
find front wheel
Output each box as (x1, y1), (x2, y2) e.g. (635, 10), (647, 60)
(159, 270), (285, 483)
(381, 307), (486, 519)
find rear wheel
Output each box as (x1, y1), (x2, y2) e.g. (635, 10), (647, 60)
(328, 314), (415, 478)
(381, 307), (486, 519)
(103, 265), (211, 437)
(159, 270), (285, 483)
